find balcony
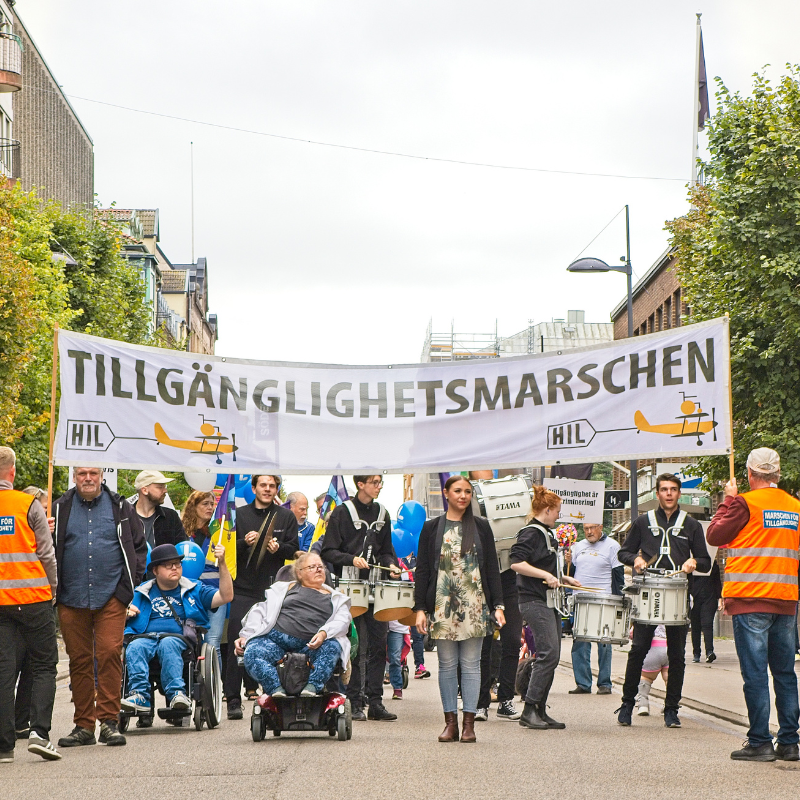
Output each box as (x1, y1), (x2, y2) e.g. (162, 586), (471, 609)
(0, 138), (19, 179)
(0, 32), (22, 92)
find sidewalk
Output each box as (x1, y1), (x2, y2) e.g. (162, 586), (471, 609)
(559, 635), (796, 734)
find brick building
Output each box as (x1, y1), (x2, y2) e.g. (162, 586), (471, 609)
(8, 6), (94, 207)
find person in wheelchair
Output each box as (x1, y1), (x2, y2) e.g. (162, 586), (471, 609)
(235, 551), (351, 698)
(121, 543), (233, 712)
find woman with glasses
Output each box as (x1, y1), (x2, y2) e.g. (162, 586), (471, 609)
(415, 475), (505, 743)
(236, 552), (351, 697)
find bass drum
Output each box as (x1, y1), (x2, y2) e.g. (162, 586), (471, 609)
(472, 476), (532, 571)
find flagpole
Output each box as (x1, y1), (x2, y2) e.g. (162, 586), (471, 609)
(46, 323), (59, 517)
(690, 13), (702, 187)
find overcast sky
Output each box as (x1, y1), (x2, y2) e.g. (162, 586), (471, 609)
(19, 1), (800, 368)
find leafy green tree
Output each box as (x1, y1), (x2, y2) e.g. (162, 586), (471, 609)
(666, 67), (800, 494)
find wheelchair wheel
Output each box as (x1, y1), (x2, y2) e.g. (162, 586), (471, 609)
(118, 714), (129, 734)
(401, 665), (409, 689)
(345, 699), (352, 740)
(193, 704), (204, 732)
(200, 644), (222, 729)
(251, 713), (267, 742)
(337, 715), (347, 741)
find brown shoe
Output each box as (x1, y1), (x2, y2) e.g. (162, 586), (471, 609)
(461, 712), (477, 743)
(438, 712), (459, 742)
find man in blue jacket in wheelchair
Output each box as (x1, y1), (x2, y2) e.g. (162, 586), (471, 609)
(121, 543), (233, 712)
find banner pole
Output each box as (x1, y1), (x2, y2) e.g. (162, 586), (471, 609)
(46, 323), (59, 517)
(725, 313), (735, 482)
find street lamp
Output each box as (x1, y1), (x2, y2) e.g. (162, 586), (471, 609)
(567, 204), (638, 523)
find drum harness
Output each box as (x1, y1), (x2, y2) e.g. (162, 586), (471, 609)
(645, 509), (688, 573)
(343, 500), (388, 584)
(528, 522), (570, 616)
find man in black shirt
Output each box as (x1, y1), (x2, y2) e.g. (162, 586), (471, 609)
(321, 474), (400, 721)
(616, 474), (711, 729)
(224, 474), (298, 720)
(131, 471), (187, 548)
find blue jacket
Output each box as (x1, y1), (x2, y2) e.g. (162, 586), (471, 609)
(125, 577), (214, 635)
(298, 520), (316, 551)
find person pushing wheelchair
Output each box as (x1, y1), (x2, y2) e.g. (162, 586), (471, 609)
(121, 543), (233, 713)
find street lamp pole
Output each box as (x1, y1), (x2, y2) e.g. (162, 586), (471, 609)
(567, 204), (638, 526)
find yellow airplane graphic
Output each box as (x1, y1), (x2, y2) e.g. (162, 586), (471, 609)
(569, 512), (586, 521)
(154, 415), (238, 464)
(634, 394), (717, 446)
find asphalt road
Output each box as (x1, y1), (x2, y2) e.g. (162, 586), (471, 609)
(1, 662), (798, 800)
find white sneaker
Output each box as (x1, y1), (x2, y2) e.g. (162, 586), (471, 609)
(636, 704), (650, 716)
(28, 733), (62, 761)
(474, 707), (488, 722)
(170, 692), (191, 710)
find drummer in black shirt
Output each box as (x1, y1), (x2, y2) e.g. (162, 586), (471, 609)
(321, 475), (401, 721)
(616, 473), (711, 728)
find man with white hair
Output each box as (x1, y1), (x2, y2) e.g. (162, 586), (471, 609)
(0, 447), (60, 762)
(709, 447), (800, 763)
(287, 492), (315, 551)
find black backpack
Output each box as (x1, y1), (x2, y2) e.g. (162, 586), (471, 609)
(277, 652), (311, 696)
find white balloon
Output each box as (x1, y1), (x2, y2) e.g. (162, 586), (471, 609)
(184, 470), (216, 492)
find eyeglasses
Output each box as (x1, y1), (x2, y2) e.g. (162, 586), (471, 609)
(300, 564), (325, 573)
(367, 479), (384, 487)
(162, 561), (183, 570)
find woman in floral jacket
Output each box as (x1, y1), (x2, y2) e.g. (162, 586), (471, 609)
(414, 476), (505, 744)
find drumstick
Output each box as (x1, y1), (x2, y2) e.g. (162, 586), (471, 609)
(372, 563), (415, 574)
(542, 581), (604, 592)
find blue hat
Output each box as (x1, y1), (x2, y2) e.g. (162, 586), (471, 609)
(149, 543), (183, 568)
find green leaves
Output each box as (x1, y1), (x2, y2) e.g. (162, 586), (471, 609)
(666, 67), (800, 494)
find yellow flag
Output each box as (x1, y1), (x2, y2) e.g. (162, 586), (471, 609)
(207, 516), (237, 581)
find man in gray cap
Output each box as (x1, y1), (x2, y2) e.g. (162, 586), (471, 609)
(709, 447), (800, 762)
(131, 471), (187, 548)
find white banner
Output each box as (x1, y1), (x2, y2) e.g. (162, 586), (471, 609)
(54, 318), (731, 474)
(543, 478), (606, 525)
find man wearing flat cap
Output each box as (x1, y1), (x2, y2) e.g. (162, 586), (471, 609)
(130, 470), (187, 548)
(709, 447), (800, 763)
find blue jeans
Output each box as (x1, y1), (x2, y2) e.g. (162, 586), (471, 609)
(387, 631), (404, 690)
(126, 635), (188, 704)
(205, 603), (227, 669)
(732, 612), (800, 746)
(243, 629), (341, 694)
(410, 627), (425, 668)
(436, 638), (482, 714)
(571, 640), (612, 690)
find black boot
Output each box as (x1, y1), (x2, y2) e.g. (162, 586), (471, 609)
(539, 702), (566, 730)
(519, 701), (549, 730)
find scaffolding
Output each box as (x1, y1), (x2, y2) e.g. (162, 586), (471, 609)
(420, 319), (500, 362)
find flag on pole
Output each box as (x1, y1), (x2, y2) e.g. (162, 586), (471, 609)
(697, 28), (709, 131)
(310, 475), (350, 546)
(207, 473), (237, 580)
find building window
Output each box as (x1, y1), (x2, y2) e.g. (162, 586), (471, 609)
(664, 297), (672, 329)
(673, 289), (681, 327)
(656, 306), (663, 331)
(648, 313), (655, 333)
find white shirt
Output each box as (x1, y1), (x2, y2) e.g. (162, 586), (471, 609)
(571, 536), (622, 594)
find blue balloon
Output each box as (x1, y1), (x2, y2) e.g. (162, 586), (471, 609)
(392, 527), (413, 559)
(176, 541), (205, 580)
(235, 475), (255, 504)
(145, 542), (152, 569)
(397, 501), (426, 536)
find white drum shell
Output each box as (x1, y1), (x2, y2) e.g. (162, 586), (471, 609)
(630, 576), (689, 626)
(472, 476), (531, 571)
(372, 580), (415, 622)
(572, 592), (631, 644)
(338, 579), (369, 617)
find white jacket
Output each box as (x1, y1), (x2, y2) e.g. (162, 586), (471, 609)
(239, 581), (352, 668)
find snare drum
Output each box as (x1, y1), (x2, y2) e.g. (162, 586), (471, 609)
(572, 592), (631, 645)
(630, 574), (689, 626)
(372, 580), (415, 622)
(338, 579), (370, 618)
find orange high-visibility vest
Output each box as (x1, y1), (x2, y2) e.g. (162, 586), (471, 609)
(723, 487), (800, 603)
(0, 490), (52, 605)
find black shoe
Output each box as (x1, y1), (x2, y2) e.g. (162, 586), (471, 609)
(58, 726), (96, 747)
(136, 716), (153, 728)
(569, 686), (591, 694)
(664, 708), (681, 728)
(692, 656), (700, 663)
(227, 703), (243, 721)
(519, 702), (549, 730)
(351, 708), (367, 721)
(706, 652), (717, 663)
(367, 703), (397, 721)
(99, 720), (126, 746)
(597, 686), (612, 695)
(615, 702), (634, 726)
(775, 742), (800, 761)
(540, 704), (566, 729)
(731, 741), (777, 762)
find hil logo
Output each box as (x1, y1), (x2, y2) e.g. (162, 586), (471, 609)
(65, 420), (115, 452)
